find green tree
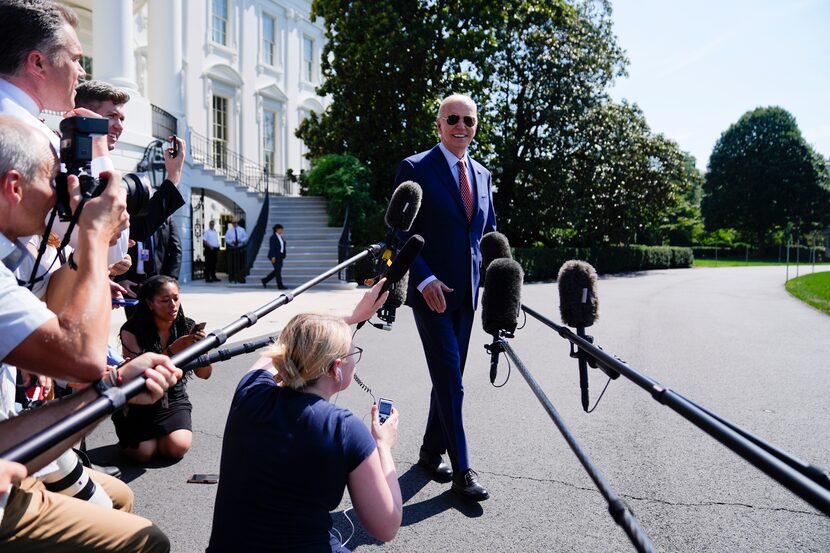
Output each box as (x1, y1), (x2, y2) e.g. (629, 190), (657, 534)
(649, 153), (705, 245)
(702, 106), (830, 245)
(298, 0), (501, 202)
(300, 0), (695, 248)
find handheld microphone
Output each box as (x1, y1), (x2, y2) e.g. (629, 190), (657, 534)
(373, 181), (423, 279)
(361, 234), (423, 330)
(482, 258), (524, 384)
(557, 260), (613, 411)
(376, 272), (408, 330)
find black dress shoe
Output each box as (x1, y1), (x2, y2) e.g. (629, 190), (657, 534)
(278, 285), (288, 290)
(261, 279), (267, 289)
(417, 448), (453, 483)
(452, 469), (489, 501)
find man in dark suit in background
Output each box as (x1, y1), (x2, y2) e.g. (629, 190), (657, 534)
(395, 94), (496, 501)
(261, 224), (287, 289)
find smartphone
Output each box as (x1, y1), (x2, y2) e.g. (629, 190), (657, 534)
(191, 322), (207, 334)
(169, 135), (179, 158)
(187, 473), (219, 484)
(112, 298), (139, 307)
(377, 398), (393, 425)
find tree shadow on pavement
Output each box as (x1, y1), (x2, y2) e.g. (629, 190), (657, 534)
(339, 465), (484, 550)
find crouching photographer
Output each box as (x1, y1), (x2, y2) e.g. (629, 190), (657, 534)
(0, 115), (180, 552)
(207, 281), (402, 553)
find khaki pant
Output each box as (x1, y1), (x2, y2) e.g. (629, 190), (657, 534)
(0, 468), (169, 552)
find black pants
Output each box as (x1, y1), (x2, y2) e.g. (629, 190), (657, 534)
(204, 247), (218, 280)
(261, 257), (284, 288)
(227, 247), (247, 283)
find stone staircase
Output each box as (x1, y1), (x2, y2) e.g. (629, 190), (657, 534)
(247, 196), (348, 287)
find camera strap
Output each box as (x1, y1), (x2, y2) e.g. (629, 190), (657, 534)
(23, 198), (87, 290)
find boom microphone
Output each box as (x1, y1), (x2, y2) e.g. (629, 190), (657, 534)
(557, 260), (610, 411)
(376, 272), (408, 329)
(385, 181), (422, 231)
(480, 231), (512, 276)
(373, 181), (423, 282)
(482, 258), (524, 383)
(380, 234), (423, 294)
(360, 234), (424, 330)
(557, 260), (599, 328)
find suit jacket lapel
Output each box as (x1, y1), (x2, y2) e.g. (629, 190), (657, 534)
(427, 145), (470, 221)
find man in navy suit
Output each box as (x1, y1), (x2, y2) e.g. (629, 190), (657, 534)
(395, 94), (496, 501)
(261, 224), (287, 289)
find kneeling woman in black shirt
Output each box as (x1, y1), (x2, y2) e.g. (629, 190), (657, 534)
(207, 281), (401, 553)
(116, 275), (212, 462)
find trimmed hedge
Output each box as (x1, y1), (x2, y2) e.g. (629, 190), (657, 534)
(693, 245), (825, 262)
(351, 244), (693, 283)
(513, 245), (693, 281)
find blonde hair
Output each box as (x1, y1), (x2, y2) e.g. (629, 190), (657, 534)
(265, 313), (351, 389)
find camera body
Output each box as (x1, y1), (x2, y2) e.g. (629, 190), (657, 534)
(54, 116), (150, 220)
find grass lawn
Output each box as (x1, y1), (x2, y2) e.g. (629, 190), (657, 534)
(694, 258), (830, 268)
(786, 271), (830, 316)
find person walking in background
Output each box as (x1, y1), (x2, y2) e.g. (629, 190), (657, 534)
(394, 93), (496, 501)
(261, 224), (287, 290)
(202, 220), (220, 282)
(224, 219), (247, 284)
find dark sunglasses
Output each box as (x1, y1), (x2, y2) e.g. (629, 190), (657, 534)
(440, 114), (477, 127)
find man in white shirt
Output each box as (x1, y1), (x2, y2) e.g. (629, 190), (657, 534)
(223, 219), (248, 283)
(202, 220), (221, 282)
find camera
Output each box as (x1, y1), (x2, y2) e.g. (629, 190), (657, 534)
(54, 116), (149, 221)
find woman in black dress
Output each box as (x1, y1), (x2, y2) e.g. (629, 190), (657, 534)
(116, 275), (212, 462)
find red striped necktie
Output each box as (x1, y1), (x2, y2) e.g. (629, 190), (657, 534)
(458, 158), (473, 221)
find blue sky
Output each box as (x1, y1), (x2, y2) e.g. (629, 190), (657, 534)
(608, 0), (829, 172)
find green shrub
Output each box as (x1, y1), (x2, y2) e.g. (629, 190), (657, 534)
(300, 154), (381, 245)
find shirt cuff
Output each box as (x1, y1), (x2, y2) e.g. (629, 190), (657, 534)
(90, 156), (115, 178)
(416, 275), (437, 293)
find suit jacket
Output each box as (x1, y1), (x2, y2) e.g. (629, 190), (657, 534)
(268, 234), (287, 260)
(119, 216), (181, 282)
(129, 179), (185, 242)
(395, 145), (496, 312)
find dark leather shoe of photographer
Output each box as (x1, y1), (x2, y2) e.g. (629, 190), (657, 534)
(90, 462), (122, 479)
(452, 469), (489, 501)
(417, 448), (453, 483)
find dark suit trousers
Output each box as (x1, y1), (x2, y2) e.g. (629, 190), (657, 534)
(412, 291), (475, 474)
(204, 247), (218, 279)
(262, 257), (284, 287)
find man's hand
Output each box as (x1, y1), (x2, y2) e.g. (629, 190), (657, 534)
(163, 136), (186, 185)
(270, 257), (277, 264)
(422, 279), (453, 313)
(0, 459), (27, 494)
(71, 170), (129, 242)
(119, 279), (139, 298)
(119, 352), (181, 405)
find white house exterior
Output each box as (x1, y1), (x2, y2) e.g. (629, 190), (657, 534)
(55, 0), (328, 281)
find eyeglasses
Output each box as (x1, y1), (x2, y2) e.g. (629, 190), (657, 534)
(343, 346), (363, 364)
(440, 114), (477, 128)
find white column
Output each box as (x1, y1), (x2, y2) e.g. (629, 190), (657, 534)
(147, 0), (184, 116)
(92, 0), (137, 90)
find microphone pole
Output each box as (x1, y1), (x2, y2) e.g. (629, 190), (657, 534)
(576, 326), (590, 411)
(497, 336), (657, 553)
(0, 243), (385, 465)
(520, 303), (830, 517)
(180, 335), (276, 373)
